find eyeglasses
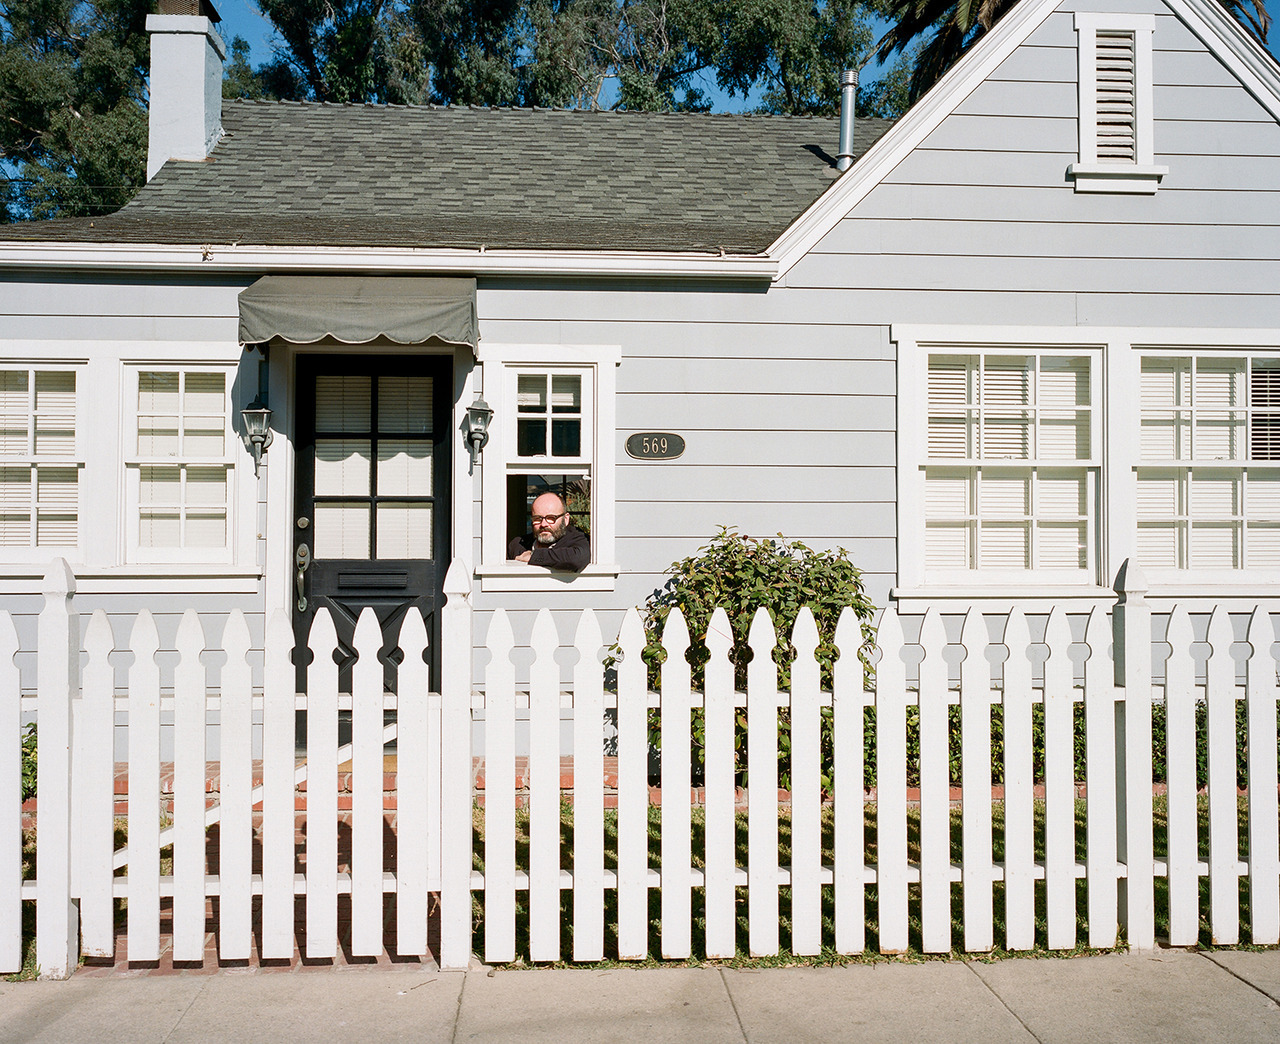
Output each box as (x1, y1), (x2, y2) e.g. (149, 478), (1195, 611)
(531, 512), (567, 524)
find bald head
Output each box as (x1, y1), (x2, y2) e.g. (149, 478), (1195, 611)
(531, 492), (569, 545)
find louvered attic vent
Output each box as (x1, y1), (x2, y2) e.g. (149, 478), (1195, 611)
(1095, 31), (1136, 162)
(1069, 13), (1166, 193)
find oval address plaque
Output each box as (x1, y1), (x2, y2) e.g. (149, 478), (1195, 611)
(625, 432), (685, 460)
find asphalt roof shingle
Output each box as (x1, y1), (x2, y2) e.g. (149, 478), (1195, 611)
(0, 101), (893, 254)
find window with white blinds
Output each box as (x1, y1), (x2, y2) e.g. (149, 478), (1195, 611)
(1137, 355), (1280, 570)
(0, 369), (78, 547)
(129, 369), (232, 555)
(924, 353), (1096, 574)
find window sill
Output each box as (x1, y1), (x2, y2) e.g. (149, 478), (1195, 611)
(0, 563), (262, 594)
(1067, 163), (1167, 194)
(476, 562), (619, 593)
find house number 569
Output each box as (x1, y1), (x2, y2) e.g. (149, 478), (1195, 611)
(625, 432), (685, 460)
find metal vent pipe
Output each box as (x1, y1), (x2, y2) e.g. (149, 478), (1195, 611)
(836, 68), (858, 172)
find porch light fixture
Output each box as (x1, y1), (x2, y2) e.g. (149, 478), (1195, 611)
(465, 396), (494, 467)
(240, 397), (274, 477)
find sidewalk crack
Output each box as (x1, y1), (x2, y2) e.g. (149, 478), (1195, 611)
(450, 965), (469, 1044)
(717, 968), (751, 1044)
(963, 961), (1046, 1044)
(1199, 951), (1280, 1008)
(161, 976), (210, 1044)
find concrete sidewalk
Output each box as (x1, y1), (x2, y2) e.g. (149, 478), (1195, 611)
(2, 949), (1278, 1044)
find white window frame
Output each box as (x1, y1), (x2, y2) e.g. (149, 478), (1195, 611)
(0, 364), (83, 561)
(123, 363), (244, 565)
(897, 326), (1280, 605)
(474, 343), (619, 592)
(1068, 13), (1167, 194)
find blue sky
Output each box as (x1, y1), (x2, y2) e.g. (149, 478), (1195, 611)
(211, 0), (1280, 109)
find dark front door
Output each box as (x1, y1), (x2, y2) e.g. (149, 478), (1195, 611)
(293, 355), (451, 691)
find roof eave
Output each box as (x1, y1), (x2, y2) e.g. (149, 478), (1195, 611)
(0, 240), (779, 279)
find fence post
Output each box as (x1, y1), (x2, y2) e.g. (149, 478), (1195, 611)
(35, 558), (79, 979)
(439, 559), (474, 971)
(1113, 558), (1154, 950)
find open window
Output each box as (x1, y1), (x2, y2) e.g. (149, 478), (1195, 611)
(475, 343), (619, 591)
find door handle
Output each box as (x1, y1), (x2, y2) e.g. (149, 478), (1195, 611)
(295, 543), (311, 612)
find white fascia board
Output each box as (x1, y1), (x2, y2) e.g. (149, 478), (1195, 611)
(767, 0), (1064, 282)
(0, 241), (778, 280)
(1163, 0), (1280, 124)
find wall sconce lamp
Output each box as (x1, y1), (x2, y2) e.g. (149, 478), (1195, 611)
(240, 397), (274, 477)
(465, 396), (494, 467)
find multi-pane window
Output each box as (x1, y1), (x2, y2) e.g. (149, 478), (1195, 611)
(311, 373), (435, 560)
(0, 369), (78, 547)
(1137, 356), (1280, 570)
(131, 370), (231, 552)
(505, 369), (593, 549)
(924, 353), (1096, 573)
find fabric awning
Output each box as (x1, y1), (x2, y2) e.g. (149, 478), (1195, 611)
(237, 275), (478, 348)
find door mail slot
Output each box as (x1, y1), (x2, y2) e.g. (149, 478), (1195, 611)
(338, 571), (409, 588)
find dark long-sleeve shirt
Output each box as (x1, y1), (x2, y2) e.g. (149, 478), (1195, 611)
(506, 526), (590, 572)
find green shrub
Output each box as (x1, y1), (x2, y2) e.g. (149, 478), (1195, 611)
(624, 527), (877, 790)
(21, 723), (36, 802)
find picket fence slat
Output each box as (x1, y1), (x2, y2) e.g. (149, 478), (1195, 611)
(747, 608), (779, 957)
(660, 608), (692, 960)
(1205, 606), (1239, 946)
(1042, 608), (1076, 950)
(438, 560), (473, 971)
(1082, 606), (1118, 949)
(305, 609), (340, 960)
(832, 608), (865, 955)
(78, 611), (115, 959)
(126, 611), (162, 962)
(790, 609), (822, 956)
(484, 609), (517, 964)
(1164, 606), (1199, 947)
(172, 611), (207, 962)
(219, 610), (254, 962)
(396, 609), (432, 957)
(1002, 609), (1035, 952)
(1245, 608), (1280, 945)
(0, 611), (19, 974)
(959, 608), (994, 953)
(703, 607), (736, 960)
(351, 609), (384, 957)
(260, 611), (296, 960)
(614, 608), (648, 961)
(528, 609), (561, 963)
(917, 609), (950, 954)
(572, 609), (605, 962)
(875, 608), (908, 954)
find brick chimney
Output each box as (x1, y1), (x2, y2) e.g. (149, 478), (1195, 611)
(145, 0), (226, 181)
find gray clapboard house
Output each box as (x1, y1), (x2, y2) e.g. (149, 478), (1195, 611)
(0, 0), (1278, 691)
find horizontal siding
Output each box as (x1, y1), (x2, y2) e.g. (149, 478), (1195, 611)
(0, 276), (248, 319)
(618, 464), (896, 504)
(619, 391), (895, 432)
(619, 356), (894, 397)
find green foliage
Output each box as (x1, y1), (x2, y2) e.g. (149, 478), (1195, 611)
(627, 527), (877, 790)
(238, 0), (906, 115)
(21, 722), (36, 802)
(0, 0), (151, 221)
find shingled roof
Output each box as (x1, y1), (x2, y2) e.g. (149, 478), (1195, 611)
(0, 101), (893, 255)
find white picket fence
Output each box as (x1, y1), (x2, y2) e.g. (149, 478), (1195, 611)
(4, 558), (1280, 978)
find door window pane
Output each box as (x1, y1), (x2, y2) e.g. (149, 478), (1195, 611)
(378, 376), (431, 432)
(377, 502), (432, 559)
(314, 501), (370, 559)
(315, 376), (371, 432)
(377, 440), (432, 496)
(314, 439), (371, 496)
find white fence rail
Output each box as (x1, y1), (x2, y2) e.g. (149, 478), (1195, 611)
(4, 559), (1280, 977)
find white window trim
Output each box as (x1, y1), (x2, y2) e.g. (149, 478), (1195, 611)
(1068, 13), (1167, 194)
(894, 325), (1280, 603)
(0, 364), (84, 562)
(474, 342), (620, 593)
(122, 363), (252, 566)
